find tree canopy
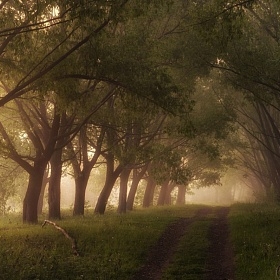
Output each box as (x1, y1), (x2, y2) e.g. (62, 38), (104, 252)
(0, 0), (278, 222)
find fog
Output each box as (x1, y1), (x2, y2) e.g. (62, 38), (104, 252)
(185, 183), (254, 206)
(58, 175), (255, 210)
(4, 171), (255, 215)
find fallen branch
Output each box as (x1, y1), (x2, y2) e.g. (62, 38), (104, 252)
(276, 264), (280, 279)
(42, 220), (79, 256)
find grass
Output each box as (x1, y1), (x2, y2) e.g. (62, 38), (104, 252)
(229, 203), (280, 280)
(0, 206), (200, 280)
(2, 203), (280, 279)
(162, 218), (211, 280)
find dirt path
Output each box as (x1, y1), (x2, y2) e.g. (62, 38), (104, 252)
(205, 207), (234, 280)
(132, 206), (234, 280)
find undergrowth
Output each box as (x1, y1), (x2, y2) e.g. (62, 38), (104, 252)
(229, 203), (280, 280)
(0, 205), (199, 280)
(2, 203), (280, 279)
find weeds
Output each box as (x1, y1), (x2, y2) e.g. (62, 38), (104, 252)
(2, 204), (280, 279)
(0, 206), (198, 280)
(230, 203), (280, 280)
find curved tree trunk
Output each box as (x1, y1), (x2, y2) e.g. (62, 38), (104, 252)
(143, 177), (156, 208)
(126, 166), (147, 211)
(118, 168), (131, 214)
(94, 154), (123, 214)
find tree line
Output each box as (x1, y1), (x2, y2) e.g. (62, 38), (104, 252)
(0, 0), (279, 223)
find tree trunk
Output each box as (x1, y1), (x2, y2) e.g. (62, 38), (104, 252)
(23, 161), (46, 223)
(176, 185), (187, 205)
(37, 167), (49, 215)
(73, 170), (91, 216)
(94, 154), (123, 214)
(165, 183), (174, 205)
(127, 167), (147, 211)
(118, 168), (131, 214)
(157, 180), (170, 206)
(143, 177), (156, 208)
(48, 149), (63, 219)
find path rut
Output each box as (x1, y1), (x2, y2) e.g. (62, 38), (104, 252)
(132, 206), (234, 280)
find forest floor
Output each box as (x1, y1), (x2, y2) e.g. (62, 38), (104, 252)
(133, 206), (234, 280)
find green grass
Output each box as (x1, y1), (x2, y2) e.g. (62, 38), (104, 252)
(162, 218), (211, 280)
(0, 206), (200, 280)
(229, 203), (280, 280)
(2, 203), (280, 280)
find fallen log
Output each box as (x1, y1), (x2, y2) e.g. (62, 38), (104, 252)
(42, 220), (79, 256)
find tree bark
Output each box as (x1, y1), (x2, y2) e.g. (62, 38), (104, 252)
(176, 185), (187, 205)
(143, 177), (156, 208)
(94, 154), (123, 214)
(37, 167), (49, 215)
(127, 166), (147, 211)
(73, 170), (91, 216)
(69, 125), (103, 215)
(23, 161), (47, 223)
(117, 168), (131, 214)
(157, 180), (170, 206)
(48, 148), (63, 219)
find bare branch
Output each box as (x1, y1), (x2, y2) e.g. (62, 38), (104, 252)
(42, 220), (79, 256)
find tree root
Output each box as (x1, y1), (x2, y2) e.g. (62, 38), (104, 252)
(42, 220), (79, 256)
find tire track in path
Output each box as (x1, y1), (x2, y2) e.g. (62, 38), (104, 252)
(132, 207), (212, 280)
(205, 207), (234, 280)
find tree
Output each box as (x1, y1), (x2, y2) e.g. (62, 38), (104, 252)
(0, 0), (130, 106)
(67, 124), (104, 216)
(200, 0), (280, 201)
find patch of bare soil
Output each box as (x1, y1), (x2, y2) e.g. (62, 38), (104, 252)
(132, 207), (234, 280)
(205, 207), (234, 280)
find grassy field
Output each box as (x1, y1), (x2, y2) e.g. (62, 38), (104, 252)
(1, 204), (280, 279)
(230, 203), (280, 280)
(0, 206), (200, 280)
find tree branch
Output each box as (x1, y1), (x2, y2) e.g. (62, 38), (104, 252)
(42, 220), (79, 256)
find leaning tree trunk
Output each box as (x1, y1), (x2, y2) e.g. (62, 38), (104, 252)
(23, 161), (47, 223)
(127, 166), (148, 211)
(117, 168), (131, 214)
(94, 154), (123, 214)
(143, 177), (156, 208)
(48, 148), (63, 220)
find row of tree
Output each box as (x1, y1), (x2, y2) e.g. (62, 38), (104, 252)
(1, 0), (279, 223)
